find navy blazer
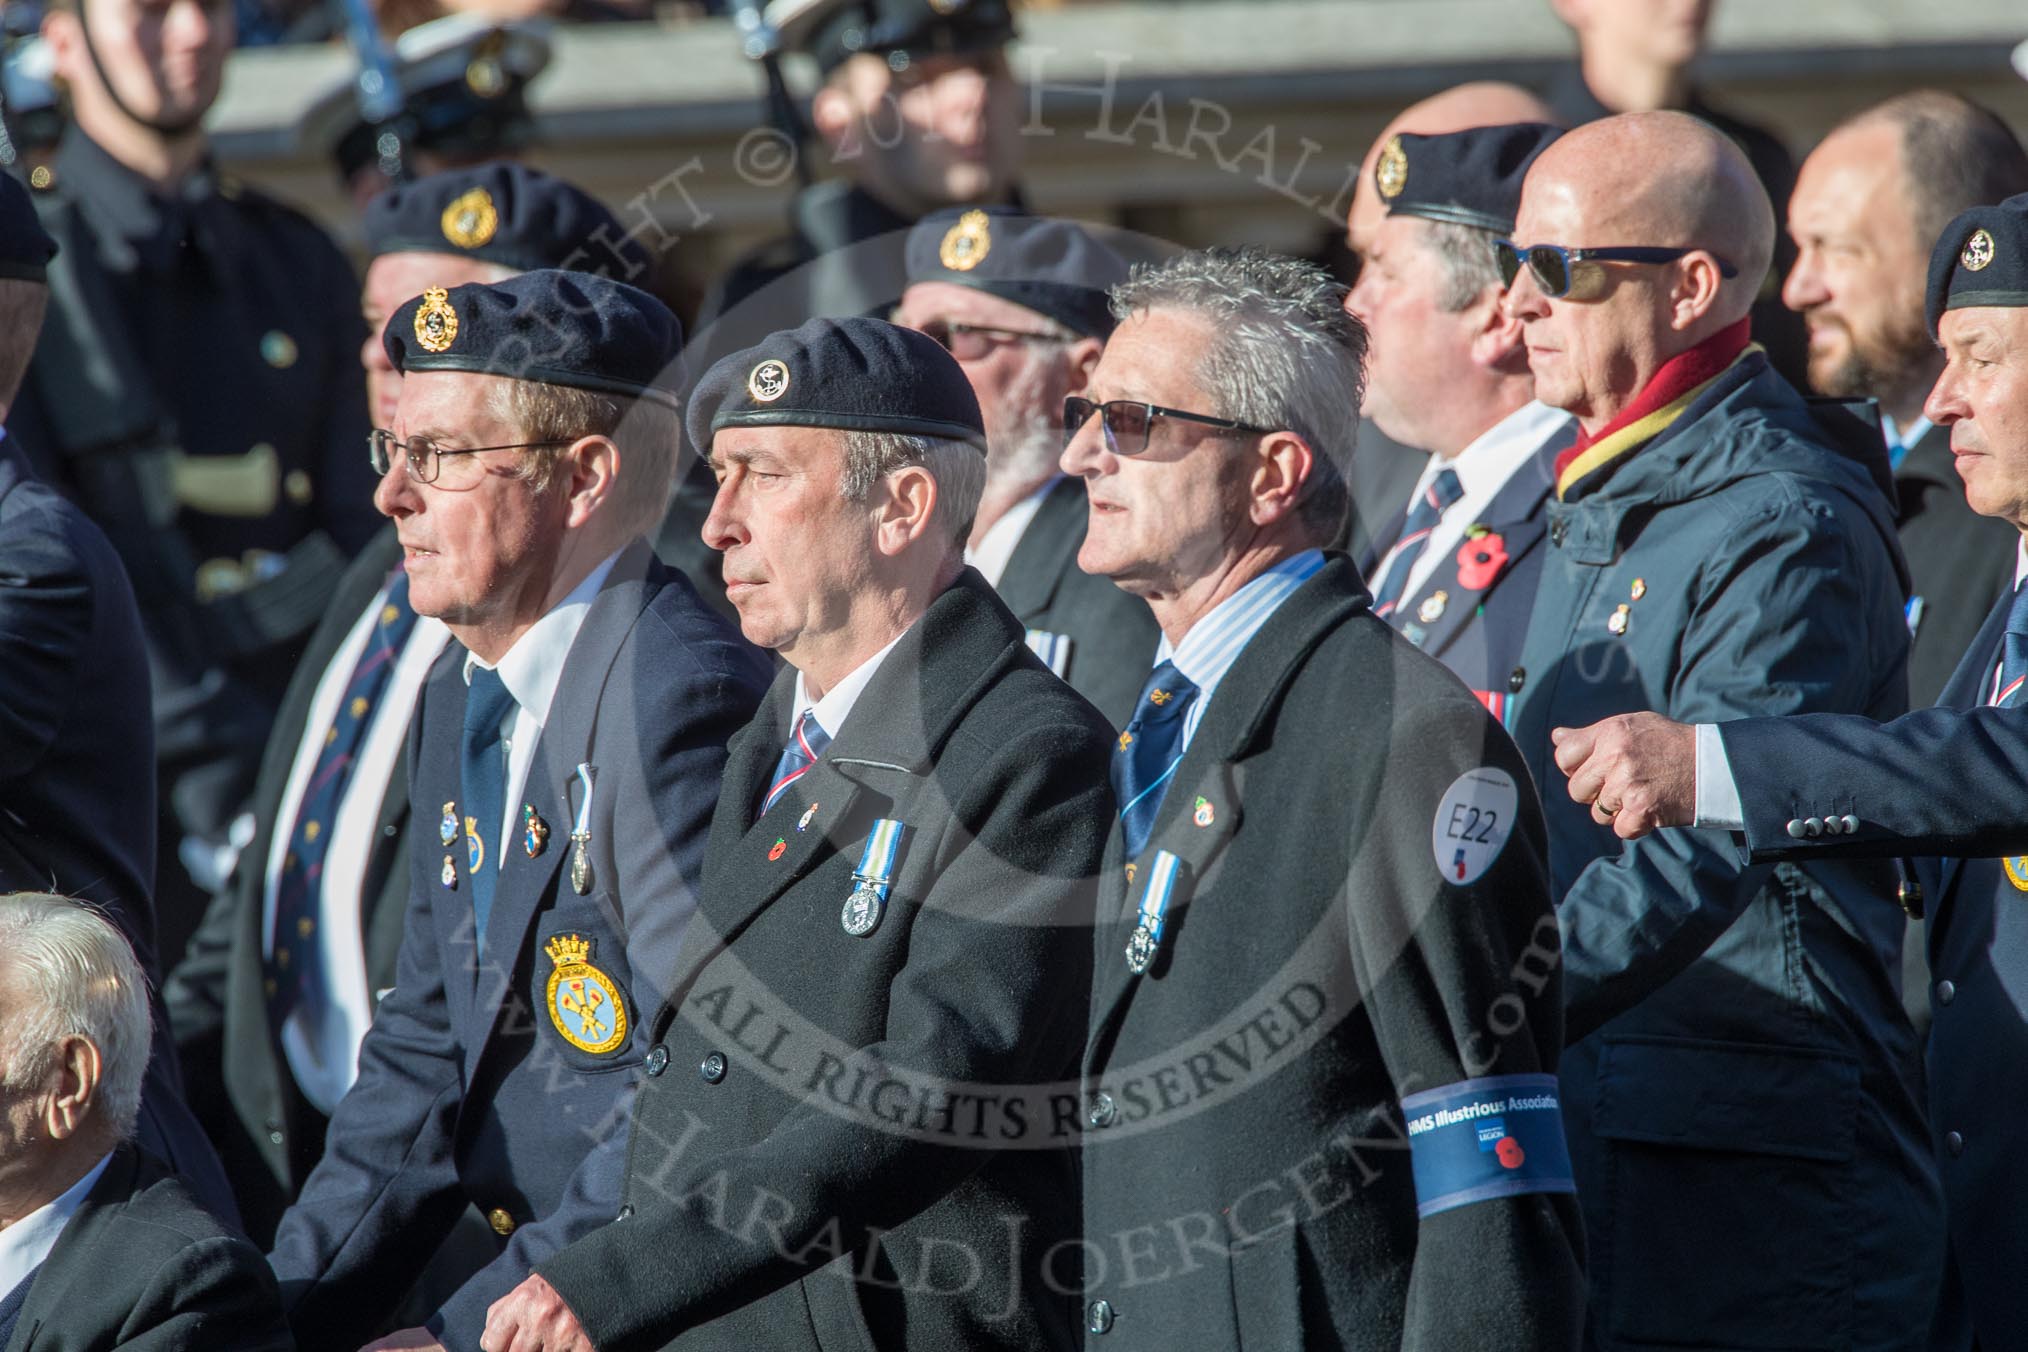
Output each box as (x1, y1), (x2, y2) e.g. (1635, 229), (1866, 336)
(1392, 435), (1562, 713)
(268, 543), (769, 1348)
(1720, 587), (2028, 1349)
(0, 436), (237, 1224)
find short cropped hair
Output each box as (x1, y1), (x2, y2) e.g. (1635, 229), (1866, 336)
(0, 894), (150, 1143)
(839, 430), (985, 549)
(1848, 91), (2028, 257)
(490, 379), (683, 541)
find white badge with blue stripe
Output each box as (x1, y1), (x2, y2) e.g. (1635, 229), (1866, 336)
(1125, 850), (1183, 973)
(842, 818), (908, 937)
(1024, 628), (1073, 679)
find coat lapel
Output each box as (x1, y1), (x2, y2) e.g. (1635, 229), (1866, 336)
(10, 1147), (143, 1352)
(991, 478), (1086, 622)
(1087, 557), (1370, 1043)
(1403, 445), (1556, 660)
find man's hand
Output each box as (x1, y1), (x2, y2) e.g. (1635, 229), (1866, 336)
(484, 1274), (596, 1352)
(359, 1331), (447, 1352)
(1551, 714), (1698, 840)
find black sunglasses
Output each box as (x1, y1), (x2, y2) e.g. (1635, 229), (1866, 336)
(1062, 397), (1274, 457)
(1492, 239), (1740, 300)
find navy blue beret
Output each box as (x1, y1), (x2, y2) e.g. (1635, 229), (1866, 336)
(0, 168), (55, 282)
(384, 269), (683, 406)
(1926, 192), (2028, 337)
(772, 0), (1014, 74)
(1377, 123), (1564, 236)
(363, 162), (648, 277)
(687, 317), (985, 453)
(904, 206), (1128, 338)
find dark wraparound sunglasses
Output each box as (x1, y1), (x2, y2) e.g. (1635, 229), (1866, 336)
(1062, 397), (1274, 457)
(1492, 239), (1740, 300)
(370, 429), (576, 484)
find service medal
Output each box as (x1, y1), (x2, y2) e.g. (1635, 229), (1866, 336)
(841, 885), (885, 937)
(1124, 924), (1158, 974)
(569, 763), (596, 896)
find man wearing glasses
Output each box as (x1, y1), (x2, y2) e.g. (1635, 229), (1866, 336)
(265, 270), (769, 1352)
(1499, 112), (1941, 1348)
(1064, 247), (1584, 1348)
(894, 205), (1158, 724)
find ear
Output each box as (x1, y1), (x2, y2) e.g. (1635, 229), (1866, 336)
(1061, 336), (1105, 395)
(44, 1035), (101, 1142)
(873, 464), (940, 558)
(811, 82), (858, 154)
(42, 7), (85, 89)
(1666, 254), (1728, 332)
(560, 435), (621, 530)
(1466, 286), (1528, 370)
(1248, 431), (1316, 529)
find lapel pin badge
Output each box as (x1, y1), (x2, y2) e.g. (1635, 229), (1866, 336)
(523, 804), (549, 858)
(1192, 796), (1215, 828)
(1607, 604), (1631, 636)
(798, 802), (819, 833)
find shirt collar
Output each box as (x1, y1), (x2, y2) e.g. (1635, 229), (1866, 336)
(1881, 414), (1934, 470)
(791, 626), (912, 741)
(463, 551), (622, 726)
(0, 1151), (112, 1298)
(1426, 401), (1570, 496)
(1157, 549), (1326, 690)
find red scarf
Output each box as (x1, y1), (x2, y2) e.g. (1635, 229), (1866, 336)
(1553, 317), (1754, 497)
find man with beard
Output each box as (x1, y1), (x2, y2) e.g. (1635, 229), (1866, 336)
(1783, 91), (2028, 705)
(894, 206), (1157, 724)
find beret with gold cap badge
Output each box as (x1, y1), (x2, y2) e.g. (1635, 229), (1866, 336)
(363, 161), (648, 278)
(1926, 191), (2028, 337)
(1379, 122), (1564, 236)
(904, 205), (1130, 339)
(687, 316), (985, 454)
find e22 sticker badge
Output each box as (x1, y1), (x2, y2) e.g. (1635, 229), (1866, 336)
(1430, 767), (1518, 886)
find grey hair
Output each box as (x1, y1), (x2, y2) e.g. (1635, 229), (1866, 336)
(484, 378), (684, 542)
(1424, 221), (1507, 314)
(0, 894), (150, 1143)
(840, 430), (986, 548)
(1109, 247), (1366, 542)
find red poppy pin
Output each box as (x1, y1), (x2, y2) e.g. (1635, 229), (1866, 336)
(1455, 531), (1509, 590)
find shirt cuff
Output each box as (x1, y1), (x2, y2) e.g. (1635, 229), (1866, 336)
(1693, 723), (1745, 831)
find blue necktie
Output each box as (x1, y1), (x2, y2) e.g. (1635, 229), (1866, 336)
(761, 709), (831, 816)
(1371, 467), (1464, 620)
(1993, 580), (2028, 708)
(265, 571), (419, 1023)
(461, 665), (518, 939)
(1113, 661), (1201, 859)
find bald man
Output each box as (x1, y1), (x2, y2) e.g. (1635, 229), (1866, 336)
(1345, 81), (1561, 565)
(1502, 113), (1941, 1349)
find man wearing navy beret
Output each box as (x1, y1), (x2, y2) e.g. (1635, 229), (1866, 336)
(485, 316), (1112, 1352)
(163, 163), (680, 1263)
(266, 269), (770, 1352)
(1559, 190), (2028, 1350)
(895, 205), (1159, 725)
(1347, 123), (1571, 715)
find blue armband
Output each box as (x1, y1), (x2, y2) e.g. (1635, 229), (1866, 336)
(1401, 1074), (1576, 1218)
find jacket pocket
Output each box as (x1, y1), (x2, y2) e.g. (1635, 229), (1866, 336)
(529, 896), (641, 1074)
(1228, 1221), (1303, 1350)
(1592, 1035), (1858, 1350)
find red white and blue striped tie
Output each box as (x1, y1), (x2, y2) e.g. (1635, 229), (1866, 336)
(1370, 467), (1464, 621)
(1993, 580), (2028, 707)
(762, 709), (831, 815)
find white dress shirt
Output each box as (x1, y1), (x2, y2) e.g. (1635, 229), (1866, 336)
(265, 583), (452, 1114)
(964, 477), (1059, 588)
(1693, 534), (2028, 829)
(0, 1152), (112, 1298)
(1158, 549), (1325, 750)
(464, 552), (622, 856)
(1394, 402), (1571, 602)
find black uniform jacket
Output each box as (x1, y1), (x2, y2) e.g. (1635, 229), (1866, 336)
(166, 525), (414, 1240)
(3, 1147), (291, 1352)
(269, 545), (768, 1348)
(993, 477), (1160, 727)
(1896, 421), (2016, 707)
(1079, 555), (1585, 1351)
(537, 569), (1115, 1352)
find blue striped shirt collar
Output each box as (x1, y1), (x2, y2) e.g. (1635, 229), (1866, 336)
(1155, 549), (1325, 741)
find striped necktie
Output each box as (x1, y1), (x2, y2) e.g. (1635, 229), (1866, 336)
(762, 709), (831, 816)
(1371, 467), (1464, 620)
(265, 571), (418, 1022)
(1992, 580), (2028, 707)
(1113, 660), (1201, 859)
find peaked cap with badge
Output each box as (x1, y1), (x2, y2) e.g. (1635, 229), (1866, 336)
(363, 161), (647, 277)
(384, 268), (684, 406)
(1927, 190), (2028, 336)
(767, 0), (1014, 74)
(687, 315), (986, 452)
(1378, 122), (1564, 235)
(903, 204), (1129, 338)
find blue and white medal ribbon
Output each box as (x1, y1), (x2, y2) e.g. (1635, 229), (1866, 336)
(842, 819), (908, 937)
(569, 763), (597, 896)
(1024, 628), (1073, 679)
(1125, 850), (1182, 973)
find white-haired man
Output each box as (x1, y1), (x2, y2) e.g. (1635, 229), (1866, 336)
(0, 893), (288, 1350)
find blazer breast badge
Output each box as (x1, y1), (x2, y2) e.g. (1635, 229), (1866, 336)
(544, 933), (628, 1055)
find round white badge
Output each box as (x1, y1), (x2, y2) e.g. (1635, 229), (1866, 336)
(1430, 767), (1519, 887)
